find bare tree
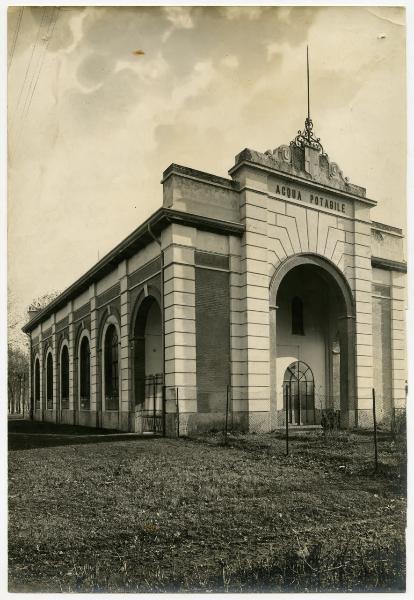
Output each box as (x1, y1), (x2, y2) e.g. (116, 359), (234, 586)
(7, 289), (61, 415)
(8, 345), (28, 415)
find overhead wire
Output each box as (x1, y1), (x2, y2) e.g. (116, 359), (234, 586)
(10, 6), (47, 147)
(11, 7), (60, 157)
(22, 8), (59, 124)
(8, 6), (24, 71)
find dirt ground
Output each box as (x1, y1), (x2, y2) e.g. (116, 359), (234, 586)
(8, 419), (406, 592)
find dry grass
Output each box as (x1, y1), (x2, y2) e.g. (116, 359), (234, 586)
(8, 420), (406, 592)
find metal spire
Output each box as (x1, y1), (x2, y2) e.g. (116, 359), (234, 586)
(307, 45), (310, 120)
(290, 45), (324, 154)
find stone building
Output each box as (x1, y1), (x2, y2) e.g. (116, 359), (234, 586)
(23, 116), (407, 434)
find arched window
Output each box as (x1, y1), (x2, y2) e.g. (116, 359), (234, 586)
(61, 345), (69, 409)
(34, 357), (40, 409)
(104, 324), (119, 411)
(283, 360), (315, 425)
(292, 296), (304, 335)
(46, 352), (53, 409)
(79, 336), (91, 410)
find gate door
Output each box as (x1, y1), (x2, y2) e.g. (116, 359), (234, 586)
(142, 374), (164, 434)
(283, 361), (315, 425)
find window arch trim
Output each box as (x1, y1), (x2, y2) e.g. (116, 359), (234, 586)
(45, 348), (54, 409)
(33, 353), (41, 409)
(59, 340), (70, 410)
(101, 315), (121, 412)
(78, 330), (92, 411)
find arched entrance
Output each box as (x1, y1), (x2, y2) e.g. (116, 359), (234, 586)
(132, 295), (163, 432)
(270, 254), (355, 428)
(283, 360), (315, 425)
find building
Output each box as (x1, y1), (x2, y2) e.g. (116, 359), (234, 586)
(23, 114), (407, 435)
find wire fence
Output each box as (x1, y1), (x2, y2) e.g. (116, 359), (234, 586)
(147, 383), (406, 474)
(153, 384), (406, 438)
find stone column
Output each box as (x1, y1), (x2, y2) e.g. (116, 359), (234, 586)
(119, 260), (131, 431)
(28, 336), (33, 419)
(390, 270), (407, 415)
(68, 301), (75, 425)
(229, 235), (247, 430)
(338, 314), (356, 428)
(89, 283), (99, 428)
(351, 219), (374, 427)
(269, 305), (278, 428)
(35, 332), (44, 421)
(239, 187), (271, 432)
(162, 223), (197, 436)
(39, 329), (44, 422)
(51, 316), (57, 424)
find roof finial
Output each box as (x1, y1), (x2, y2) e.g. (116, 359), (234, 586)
(307, 45), (310, 121)
(290, 45), (325, 154)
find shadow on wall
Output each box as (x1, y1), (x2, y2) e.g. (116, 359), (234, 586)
(8, 419), (159, 452)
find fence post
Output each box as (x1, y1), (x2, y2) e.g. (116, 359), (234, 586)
(162, 385), (166, 437)
(285, 384), (289, 456)
(391, 406), (396, 441)
(372, 388), (378, 472)
(176, 387), (180, 438)
(224, 385), (229, 445)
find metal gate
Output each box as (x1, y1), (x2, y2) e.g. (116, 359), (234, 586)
(142, 374), (164, 434)
(283, 361), (316, 425)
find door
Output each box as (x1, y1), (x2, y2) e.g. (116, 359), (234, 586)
(283, 361), (315, 425)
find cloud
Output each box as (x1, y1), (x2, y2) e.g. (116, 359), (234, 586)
(163, 7), (194, 30)
(63, 67), (142, 133)
(221, 54), (239, 69)
(76, 52), (116, 88)
(7, 5), (406, 331)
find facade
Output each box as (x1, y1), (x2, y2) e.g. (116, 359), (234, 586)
(23, 118), (407, 435)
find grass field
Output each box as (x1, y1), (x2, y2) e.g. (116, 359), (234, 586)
(8, 419), (406, 592)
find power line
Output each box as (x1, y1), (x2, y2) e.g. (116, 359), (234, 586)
(11, 7), (60, 158)
(11, 7), (47, 133)
(8, 7), (24, 71)
(22, 8), (59, 124)
(20, 8), (55, 123)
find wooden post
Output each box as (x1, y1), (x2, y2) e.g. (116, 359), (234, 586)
(285, 384), (289, 456)
(224, 385), (229, 445)
(162, 385), (166, 437)
(372, 388), (378, 472)
(176, 387), (179, 438)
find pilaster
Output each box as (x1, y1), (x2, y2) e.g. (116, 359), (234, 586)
(119, 260), (131, 430)
(51, 316), (57, 421)
(352, 220), (374, 427)
(239, 188), (271, 432)
(162, 224), (197, 435)
(68, 301), (75, 415)
(38, 329), (44, 419)
(391, 271), (407, 411)
(89, 283), (98, 421)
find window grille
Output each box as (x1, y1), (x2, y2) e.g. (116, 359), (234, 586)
(46, 353), (53, 409)
(61, 346), (69, 409)
(80, 337), (91, 410)
(104, 324), (119, 410)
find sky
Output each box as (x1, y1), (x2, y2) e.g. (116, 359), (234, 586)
(7, 5), (407, 345)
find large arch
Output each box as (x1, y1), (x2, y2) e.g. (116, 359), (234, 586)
(131, 291), (163, 432)
(269, 253), (356, 428)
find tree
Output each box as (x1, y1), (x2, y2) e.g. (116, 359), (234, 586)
(27, 290), (61, 312)
(7, 289), (61, 415)
(8, 344), (28, 415)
